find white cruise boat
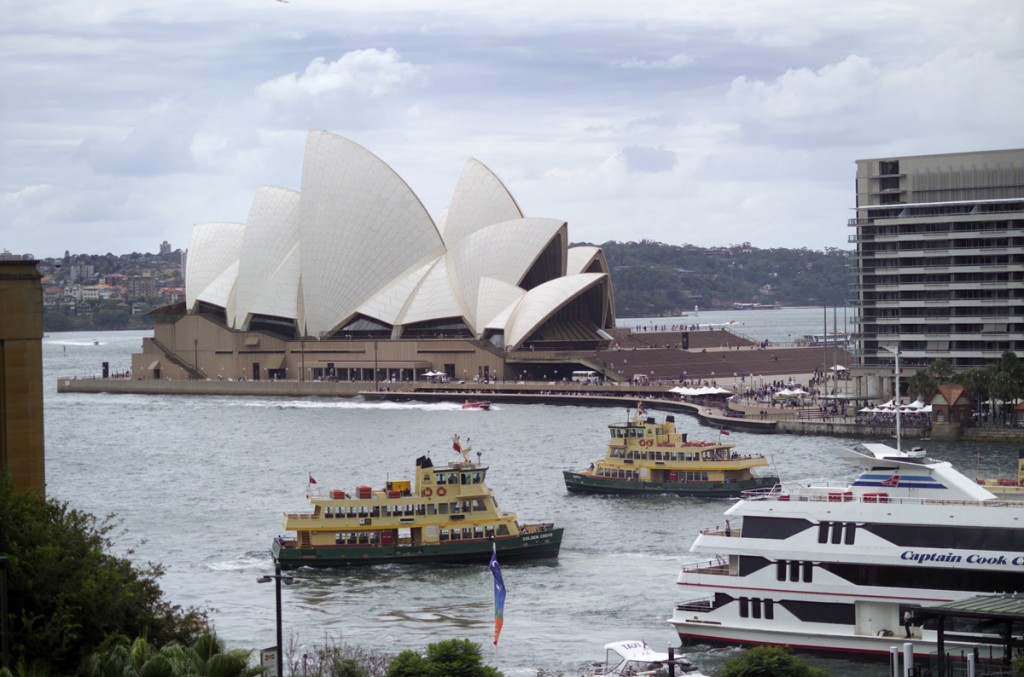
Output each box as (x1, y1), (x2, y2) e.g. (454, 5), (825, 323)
(670, 443), (1024, 661)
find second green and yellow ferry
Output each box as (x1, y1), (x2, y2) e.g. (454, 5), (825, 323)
(563, 404), (779, 497)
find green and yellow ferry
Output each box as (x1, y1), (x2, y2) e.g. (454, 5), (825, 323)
(273, 435), (562, 569)
(563, 404), (779, 497)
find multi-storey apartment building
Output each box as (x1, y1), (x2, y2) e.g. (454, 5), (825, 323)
(850, 149), (1024, 398)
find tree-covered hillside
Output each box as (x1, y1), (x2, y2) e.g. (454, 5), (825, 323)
(593, 240), (851, 316)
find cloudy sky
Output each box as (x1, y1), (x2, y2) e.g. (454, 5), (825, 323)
(2, 1), (1022, 258)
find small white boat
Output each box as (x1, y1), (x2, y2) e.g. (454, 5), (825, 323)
(583, 640), (708, 676)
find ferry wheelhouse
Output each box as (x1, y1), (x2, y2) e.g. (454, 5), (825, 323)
(563, 405), (779, 497)
(670, 443), (1024, 662)
(273, 436), (562, 568)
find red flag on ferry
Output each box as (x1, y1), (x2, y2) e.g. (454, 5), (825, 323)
(308, 474), (317, 485)
(882, 473), (900, 487)
(453, 434), (462, 453)
(719, 428), (730, 436)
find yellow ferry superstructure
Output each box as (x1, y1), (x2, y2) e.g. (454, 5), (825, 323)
(273, 436), (562, 568)
(563, 406), (779, 497)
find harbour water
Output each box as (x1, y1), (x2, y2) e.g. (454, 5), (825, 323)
(42, 310), (1019, 676)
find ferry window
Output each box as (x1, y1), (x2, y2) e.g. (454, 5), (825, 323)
(427, 504), (436, 515)
(371, 507), (380, 518)
(436, 474), (446, 485)
(461, 473), (469, 484)
(439, 503), (449, 514)
(475, 527), (484, 538)
(404, 505), (414, 516)
(359, 506), (368, 518)
(462, 528), (472, 539)
(802, 562), (813, 583)
(485, 527), (494, 539)
(324, 507), (332, 518)
(669, 453), (677, 461)
(701, 472), (708, 480)
(641, 451), (648, 460)
(497, 525), (510, 536)
(473, 472), (481, 483)
(739, 597), (749, 618)
(817, 523), (829, 544)
(335, 533), (344, 544)
(462, 501), (471, 513)
(448, 473), (458, 484)
(358, 534), (368, 544)
(416, 504), (425, 516)
(776, 561), (786, 581)
(450, 530), (460, 540)
(451, 502), (460, 513)
(843, 523), (856, 545)
(764, 599), (774, 620)
(440, 529), (448, 541)
(789, 561), (799, 582)
(473, 499), (486, 511)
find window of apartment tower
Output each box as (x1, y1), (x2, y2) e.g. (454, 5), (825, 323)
(880, 160), (899, 175)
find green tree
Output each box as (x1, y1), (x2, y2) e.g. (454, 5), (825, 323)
(718, 645), (829, 677)
(386, 640), (502, 677)
(0, 471), (207, 674)
(82, 631), (258, 677)
(907, 368), (937, 400)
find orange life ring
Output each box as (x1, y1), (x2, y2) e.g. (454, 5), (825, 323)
(423, 487), (432, 497)
(437, 486), (447, 496)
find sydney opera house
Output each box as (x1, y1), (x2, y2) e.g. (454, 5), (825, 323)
(131, 130), (616, 384)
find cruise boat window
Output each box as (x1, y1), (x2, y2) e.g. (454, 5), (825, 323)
(830, 523), (842, 544)
(739, 597), (749, 618)
(764, 599), (774, 620)
(776, 561), (786, 581)
(817, 523), (829, 544)
(802, 561), (813, 582)
(789, 561), (799, 582)
(843, 523), (856, 545)
(751, 598), (761, 619)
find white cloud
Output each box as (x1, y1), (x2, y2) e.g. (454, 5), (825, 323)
(611, 54), (694, 70)
(255, 48), (422, 102)
(1, 0), (1022, 257)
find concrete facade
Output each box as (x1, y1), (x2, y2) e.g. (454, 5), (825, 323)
(0, 260), (45, 495)
(850, 149), (1024, 399)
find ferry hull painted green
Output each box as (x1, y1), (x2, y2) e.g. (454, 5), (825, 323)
(563, 471), (777, 498)
(273, 528), (563, 569)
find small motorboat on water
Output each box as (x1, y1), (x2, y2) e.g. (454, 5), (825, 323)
(583, 640), (708, 676)
(462, 400), (491, 410)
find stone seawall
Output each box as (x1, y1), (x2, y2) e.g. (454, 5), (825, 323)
(56, 377), (366, 398)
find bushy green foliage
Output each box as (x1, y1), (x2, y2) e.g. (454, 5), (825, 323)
(597, 240), (851, 316)
(717, 645), (829, 677)
(0, 472), (207, 674)
(81, 631), (258, 677)
(385, 639), (502, 677)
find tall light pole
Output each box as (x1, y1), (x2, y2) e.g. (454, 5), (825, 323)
(883, 345), (902, 451)
(258, 558), (294, 677)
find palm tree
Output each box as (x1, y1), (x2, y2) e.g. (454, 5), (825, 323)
(82, 631), (260, 677)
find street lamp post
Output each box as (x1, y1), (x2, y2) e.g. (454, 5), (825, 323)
(258, 559), (295, 677)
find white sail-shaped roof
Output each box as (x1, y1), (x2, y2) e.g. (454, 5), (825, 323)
(396, 258), (464, 327)
(183, 130), (615, 346)
(185, 222), (245, 311)
(298, 130), (444, 337)
(441, 158), (523, 245)
(232, 186), (301, 329)
(448, 218), (566, 329)
(567, 246), (609, 275)
(506, 273), (606, 347)
(356, 259), (434, 326)
(477, 277), (526, 330)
